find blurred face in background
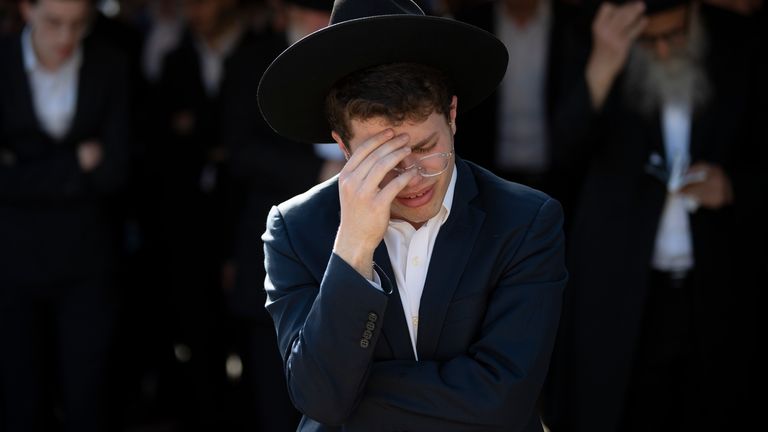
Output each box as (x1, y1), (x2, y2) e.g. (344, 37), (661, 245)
(20, 0), (92, 70)
(624, 3), (710, 113)
(182, 0), (236, 40)
(285, 3), (330, 44)
(637, 4), (690, 61)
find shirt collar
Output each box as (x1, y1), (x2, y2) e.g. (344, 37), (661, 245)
(22, 26), (83, 74)
(496, 0), (552, 32)
(441, 162), (458, 225)
(195, 22), (244, 60)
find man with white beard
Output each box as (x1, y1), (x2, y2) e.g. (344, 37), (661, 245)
(541, 1), (764, 431)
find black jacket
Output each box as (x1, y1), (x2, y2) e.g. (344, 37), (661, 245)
(0, 34), (132, 284)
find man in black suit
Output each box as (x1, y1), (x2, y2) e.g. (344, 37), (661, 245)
(453, 0), (584, 195)
(256, 0), (567, 430)
(541, 1), (764, 430)
(0, 0), (131, 430)
(148, 0), (269, 427)
(218, 1), (324, 429)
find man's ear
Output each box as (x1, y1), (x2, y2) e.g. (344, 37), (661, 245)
(331, 131), (350, 159)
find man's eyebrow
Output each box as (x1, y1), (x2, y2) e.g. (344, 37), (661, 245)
(411, 132), (438, 149)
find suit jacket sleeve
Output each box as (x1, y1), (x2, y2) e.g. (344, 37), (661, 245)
(0, 149), (86, 202)
(264, 196), (566, 430)
(263, 204), (391, 426)
(346, 198), (566, 431)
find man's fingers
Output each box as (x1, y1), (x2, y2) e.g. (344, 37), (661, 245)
(626, 16), (648, 42)
(377, 169), (418, 205)
(345, 133), (410, 188)
(360, 145), (412, 193)
(609, 1), (646, 36)
(594, 2), (615, 29)
(342, 128), (396, 172)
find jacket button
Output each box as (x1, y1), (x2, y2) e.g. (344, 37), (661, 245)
(368, 312), (378, 322)
(363, 330), (372, 340)
(360, 339), (369, 348)
(366, 321), (375, 331)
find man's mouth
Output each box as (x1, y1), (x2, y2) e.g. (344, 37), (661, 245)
(403, 190), (428, 199)
(396, 185), (434, 208)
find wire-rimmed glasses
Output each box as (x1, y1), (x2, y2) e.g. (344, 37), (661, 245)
(391, 151), (453, 178)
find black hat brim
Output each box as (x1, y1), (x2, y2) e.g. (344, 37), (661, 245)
(258, 15), (508, 144)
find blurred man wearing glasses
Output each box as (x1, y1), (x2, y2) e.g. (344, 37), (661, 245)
(0, 0), (130, 430)
(543, 1), (764, 430)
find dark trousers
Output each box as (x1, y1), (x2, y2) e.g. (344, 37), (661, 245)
(620, 269), (741, 432)
(621, 270), (693, 432)
(0, 276), (116, 432)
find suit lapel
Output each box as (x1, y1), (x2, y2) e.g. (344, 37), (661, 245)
(10, 37), (42, 139)
(374, 243), (415, 360)
(416, 160), (484, 360)
(62, 46), (94, 144)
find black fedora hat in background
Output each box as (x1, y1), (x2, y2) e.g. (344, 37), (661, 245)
(257, 0), (508, 144)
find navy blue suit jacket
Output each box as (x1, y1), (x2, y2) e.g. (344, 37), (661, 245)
(262, 159), (567, 431)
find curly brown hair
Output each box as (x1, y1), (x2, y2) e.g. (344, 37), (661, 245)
(325, 62), (454, 148)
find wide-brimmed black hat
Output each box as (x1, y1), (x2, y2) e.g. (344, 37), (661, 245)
(258, 0), (508, 144)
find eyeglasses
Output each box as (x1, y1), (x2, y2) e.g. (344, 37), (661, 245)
(637, 9), (690, 48)
(391, 151), (453, 178)
(637, 26), (688, 47)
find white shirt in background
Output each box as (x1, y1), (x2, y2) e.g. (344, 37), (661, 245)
(22, 26), (82, 141)
(142, 16), (183, 83)
(196, 24), (243, 97)
(495, 0), (551, 174)
(652, 102), (695, 274)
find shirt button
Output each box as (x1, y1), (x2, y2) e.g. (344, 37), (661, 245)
(368, 312), (378, 322)
(412, 256), (420, 267)
(360, 339), (369, 348)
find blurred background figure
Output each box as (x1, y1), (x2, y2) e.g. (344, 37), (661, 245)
(542, 0), (765, 431)
(0, 0), (23, 33)
(0, 0), (132, 431)
(453, 0), (584, 214)
(219, 1), (329, 429)
(140, 0), (184, 83)
(282, 0), (346, 182)
(141, 0), (260, 429)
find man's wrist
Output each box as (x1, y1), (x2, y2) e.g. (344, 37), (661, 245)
(586, 56), (619, 110)
(333, 240), (376, 280)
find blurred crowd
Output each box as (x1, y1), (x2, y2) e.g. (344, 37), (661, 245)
(0, 0), (765, 431)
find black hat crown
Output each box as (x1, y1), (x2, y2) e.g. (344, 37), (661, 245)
(258, 0), (508, 144)
(330, 0), (424, 24)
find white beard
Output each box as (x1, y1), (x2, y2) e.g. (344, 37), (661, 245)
(624, 9), (711, 115)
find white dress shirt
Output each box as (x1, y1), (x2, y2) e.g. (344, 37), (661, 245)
(142, 16), (183, 82)
(495, 0), (551, 173)
(22, 26), (82, 141)
(196, 25), (243, 97)
(379, 166), (457, 360)
(652, 102), (695, 274)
